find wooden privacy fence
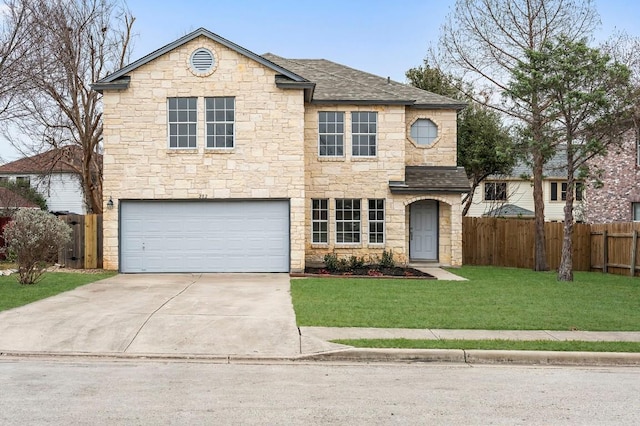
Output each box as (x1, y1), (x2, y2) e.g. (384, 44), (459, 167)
(590, 222), (640, 277)
(463, 217), (591, 271)
(463, 217), (640, 276)
(58, 214), (103, 269)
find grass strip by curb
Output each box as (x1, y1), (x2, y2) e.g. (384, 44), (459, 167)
(332, 339), (640, 353)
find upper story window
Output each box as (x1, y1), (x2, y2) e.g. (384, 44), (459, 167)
(351, 112), (377, 157)
(168, 97), (197, 149)
(410, 119), (438, 146)
(206, 97), (235, 149)
(318, 112), (344, 156)
(550, 181), (583, 201)
(484, 182), (507, 201)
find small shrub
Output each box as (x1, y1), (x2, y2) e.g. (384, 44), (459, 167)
(349, 255), (366, 270)
(323, 253), (340, 272)
(337, 258), (349, 272)
(2, 209), (71, 284)
(380, 249), (395, 269)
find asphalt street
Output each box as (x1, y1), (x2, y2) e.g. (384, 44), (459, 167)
(1, 358), (639, 425)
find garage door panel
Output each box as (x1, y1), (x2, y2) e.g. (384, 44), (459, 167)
(120, 200), (289, 273)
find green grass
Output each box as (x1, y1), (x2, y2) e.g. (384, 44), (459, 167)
(291, 266), (640, 331)
(0, 272), (117, 312)
(333, 339), (640, 353)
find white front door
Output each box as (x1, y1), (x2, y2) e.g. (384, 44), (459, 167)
(410, 200), (438, 261)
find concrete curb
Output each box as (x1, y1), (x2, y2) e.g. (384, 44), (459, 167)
(297, 348), (640, 366)
(2, 349), (640, 366)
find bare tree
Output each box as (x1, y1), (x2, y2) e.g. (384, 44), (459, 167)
(435, 0), (599, 271)
(0, 0), (36, 119)
(1, 0), (134, 213)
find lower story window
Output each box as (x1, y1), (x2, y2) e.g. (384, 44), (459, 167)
(312, 199), (328, 243)
(368, 199), (385, 244)
(336, 198), (361, 243)
(633, 203), (640, 222)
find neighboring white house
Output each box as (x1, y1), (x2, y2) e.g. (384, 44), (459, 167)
(0, 146), (92, 214)
(465, 149), (584, 222)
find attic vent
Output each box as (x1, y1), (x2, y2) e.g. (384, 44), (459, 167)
(190, 48), (215, 73)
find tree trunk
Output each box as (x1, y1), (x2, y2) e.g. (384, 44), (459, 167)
(462, 177), (481, 216)
(532, 150), (548, 271)
(558, 147), (575, 281)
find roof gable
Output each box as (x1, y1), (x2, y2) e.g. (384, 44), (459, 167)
(94, 28), (309, 88)
(0, 187), (39, 209)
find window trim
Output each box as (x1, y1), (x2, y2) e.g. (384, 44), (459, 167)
(368, 199), (385, 244)
(205, 96), (235, 150)
(351, 111), (377, 157)
(335, 198), (361, 244)
(484, 181), (507, 201)
(410, 118), (438, 146)
(167, 97), (198, 149)
(318, 111), (345, 157)
(550, 180), (583, 202)
(311, 199), (329, 244)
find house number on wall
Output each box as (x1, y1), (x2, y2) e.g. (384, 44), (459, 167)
(199, 194), (208, 199)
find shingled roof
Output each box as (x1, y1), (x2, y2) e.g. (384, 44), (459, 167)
(483, 204), (534, 218)
(0, 146), (97, 175)
(389, 166), (470, 194)
(0, 187), (39, 209)
(262, 54), (465, 108)
(93, 27), (465, 109)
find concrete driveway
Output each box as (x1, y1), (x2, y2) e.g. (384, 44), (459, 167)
(0, 274), (335, 357)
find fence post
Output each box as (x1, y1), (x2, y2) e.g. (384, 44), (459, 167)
(603, 230), (608, 274)
(84, 214), (98, 269)
(631, 230), (638, 277)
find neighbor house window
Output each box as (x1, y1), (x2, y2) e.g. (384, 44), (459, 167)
(0, 177), (8, 184)
(551, 181), (583, 201)
(351, 112), (377, 156)
(485, 182), (507, 201)
(336, 199), (361, 243)
(633, 203), (640, 222)
(206, 97), (235, 148)
(312, 199), (329, 243)
(318, 112), (344, 156)
(168, 97), (197, 148)
(410, 119), (438, 146)
(15, 176), (30, 187)
(368, 199), (385, 244)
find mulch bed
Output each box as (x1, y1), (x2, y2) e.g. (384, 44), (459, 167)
(301, 266), (435, 279)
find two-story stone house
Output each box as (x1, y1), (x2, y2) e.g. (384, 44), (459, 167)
(93, 28), (468, 273)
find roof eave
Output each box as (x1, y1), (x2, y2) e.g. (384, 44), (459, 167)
(388, 184), (471, 194)
(90, 77), (131, 93)
(311, 99), (414, 105)
(412, 103), (467, 110)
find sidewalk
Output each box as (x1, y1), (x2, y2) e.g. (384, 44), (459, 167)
(300, 327), (640, 342)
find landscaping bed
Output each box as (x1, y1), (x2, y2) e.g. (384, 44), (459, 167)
(303, 266), (434, 278)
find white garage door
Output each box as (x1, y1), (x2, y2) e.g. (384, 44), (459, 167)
(120, 200), (289, 273)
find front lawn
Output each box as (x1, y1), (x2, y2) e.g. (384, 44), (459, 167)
(0, 272), (117, 312)
(290, 266), (640, 331)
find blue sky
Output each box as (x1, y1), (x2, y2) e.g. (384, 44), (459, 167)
(1, 0), (638, 162)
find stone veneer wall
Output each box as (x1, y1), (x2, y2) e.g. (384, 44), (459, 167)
(304, 105), (463, 266)
(585, 128), (640, 223)
(101, 36), (306, 271)
(405, 109), (458, 166)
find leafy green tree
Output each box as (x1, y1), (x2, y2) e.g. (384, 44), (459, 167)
(508, 37), (635, 281)
(436, 0), (600, 271)
(406, 60), (515, 215)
